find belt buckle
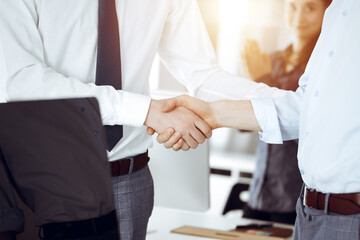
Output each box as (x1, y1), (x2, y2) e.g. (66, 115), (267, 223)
(304, 186), (318, 208)
(307, 187), (315, 192)
(304, 186), (314, 207)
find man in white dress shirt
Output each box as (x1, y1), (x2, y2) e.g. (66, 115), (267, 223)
(0, 0), (284, 239)
(158, 0), (360, 238)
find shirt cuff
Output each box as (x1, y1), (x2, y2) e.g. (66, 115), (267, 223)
(0, 208), (24, 233)
(251, 98), (283, 144)
(116, 91), (151, 127)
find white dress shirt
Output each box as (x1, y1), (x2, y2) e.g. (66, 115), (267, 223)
(252, 0), (360, 194)
(0, 0), (284, 161)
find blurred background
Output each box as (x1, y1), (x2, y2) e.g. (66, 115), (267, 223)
(149, 0), (294, 218)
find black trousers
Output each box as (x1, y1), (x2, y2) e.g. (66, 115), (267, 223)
(0, 98), (118, 239)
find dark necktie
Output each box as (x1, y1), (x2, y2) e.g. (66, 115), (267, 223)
(96, 0), (123, 151)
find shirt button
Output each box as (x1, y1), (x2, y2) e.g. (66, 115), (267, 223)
(329, 51), (334, 57)
(300, 169), (305, 175)
(314, 91), (319, 97)
(342, 10), (348, 16)
(93, 131), (99, 136)
(306, 131), (310, 137)
(80, 107), (86, 112)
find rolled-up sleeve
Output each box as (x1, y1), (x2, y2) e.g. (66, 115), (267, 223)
(251, 98), (283, 144)
(251, 78), (307, 143)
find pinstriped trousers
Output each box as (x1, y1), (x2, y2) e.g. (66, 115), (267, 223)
(112, 165), (154, 240)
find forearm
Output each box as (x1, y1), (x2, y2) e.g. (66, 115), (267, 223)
(210, 100), (262, 131)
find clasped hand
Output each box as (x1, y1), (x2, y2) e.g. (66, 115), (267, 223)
(144, 95), (217, 151)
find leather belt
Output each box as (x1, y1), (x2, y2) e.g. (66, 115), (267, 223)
(304, 187), (360, 215)
(109, 151), (149, 176)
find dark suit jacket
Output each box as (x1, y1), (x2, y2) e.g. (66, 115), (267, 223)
(0, 98), (115, 233)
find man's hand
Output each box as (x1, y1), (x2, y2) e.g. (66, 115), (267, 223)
(147, 95), (218, 151)
(147, 127), (190, 151)
(162, 95), (219, 129)
(149, 95), (261, 150)
(144, 99), (212, 150)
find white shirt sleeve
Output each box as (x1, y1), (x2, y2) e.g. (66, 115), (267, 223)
(157, 0), (286, 101)
(0, 0), (150, 127)
(252, 75), (307, 144)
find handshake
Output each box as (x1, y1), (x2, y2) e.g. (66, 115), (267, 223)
(144, 95), (215, 151)
(144, 95), (261, 151)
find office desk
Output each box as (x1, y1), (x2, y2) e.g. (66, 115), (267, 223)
(146, 206), (294, 240)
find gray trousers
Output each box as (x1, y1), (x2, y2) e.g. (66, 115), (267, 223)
(294, 194), (360, 240)
(112, 165), (154, 240)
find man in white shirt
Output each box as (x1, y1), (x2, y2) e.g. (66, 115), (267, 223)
(157, 0), (360, 238)
(0, 0), (284, 239)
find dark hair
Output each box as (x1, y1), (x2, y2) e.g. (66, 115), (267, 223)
(322, 0), (332, 8)
(283, 36), (318, 67)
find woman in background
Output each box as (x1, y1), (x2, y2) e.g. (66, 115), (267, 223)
(240, 0), (332, 224)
